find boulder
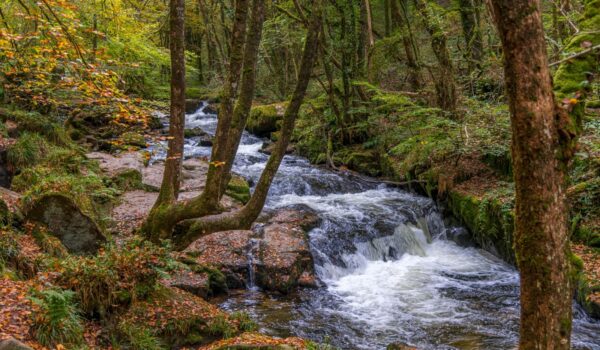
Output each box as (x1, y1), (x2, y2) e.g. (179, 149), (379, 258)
(184, 230), (254, 289)
(119, 131), (147, 148)
(24, 193), (105, 254)
(255, 210), (319, 293)
(259, 141), (294, 155)
(185, 209), (319, 293)
(0, 338), (34, 350)
(246, 103), (287, 137)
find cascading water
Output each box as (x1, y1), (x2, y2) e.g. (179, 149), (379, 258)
(150, 103), (600, 350)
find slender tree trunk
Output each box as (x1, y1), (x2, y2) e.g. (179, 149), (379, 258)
(458, 0), (483, 73)
(203, 0), (249, 209)
(490, 0), (573, 348)
(391, 0), (422, 90)
(384, 0), (391, 36)
(156, 0), (186, 206)
(144, 0), (186, 242)
(414, 0), (457, 113)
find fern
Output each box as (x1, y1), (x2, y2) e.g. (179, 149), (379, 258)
(30, 288), (84, 347)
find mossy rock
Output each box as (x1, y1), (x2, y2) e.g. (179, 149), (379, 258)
(334, 147), (381, 177)
(246, 103), (287, 137)
(120, 131), (147, 148)
(226, 175), (250, 204)
(112, 169), (144, 191)
(24, 193), (105, 255)
(447, 191), (515, 264)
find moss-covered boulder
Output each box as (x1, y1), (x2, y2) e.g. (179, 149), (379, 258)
(226, 175), (251, 204)
(446, 190), (515, 264)
(24, 193), (105, 254)
(334, 147), (381, 177)
(246, 103), (287, 137)
(112, 168), (144, 191)
(0, 338), (34, 350)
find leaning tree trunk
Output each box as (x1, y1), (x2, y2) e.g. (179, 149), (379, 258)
(155, 0), (186, 206)
(170, 1), (323, 250)
(489, 0), (578, 348)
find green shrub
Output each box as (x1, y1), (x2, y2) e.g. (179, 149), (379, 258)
(118, 322), (166, 350)
(30, 288), (84, 347)
(6, 132), (49, 169)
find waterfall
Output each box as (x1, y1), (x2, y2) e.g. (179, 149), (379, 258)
(246, 238), (260, 291)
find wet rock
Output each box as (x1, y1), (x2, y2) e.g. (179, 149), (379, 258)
(185, 209), (318, 293)
(260, 141), (294, 155)
(256, 211), (317, 293)
(185, 99), (203, 114)
(387, 343), (418, 350)
(445, 227), (474, 248)
(0, 338), (34, 350)
(184, 230), (254, 289)
(25, 193), (105, 254)
(203, 103), (218, 115)
(185, 127), (214, 146)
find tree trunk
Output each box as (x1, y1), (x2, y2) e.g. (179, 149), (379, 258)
(458, 0), (483, 73)
(414, 0), (457, 113)
(489, 0), (573, 348)
(156, 0), (186, 206)
(391, 0), (422, 90)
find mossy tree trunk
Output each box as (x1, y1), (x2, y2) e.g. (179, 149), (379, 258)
(155, 0), (186, 207)
(490, 0), (579, 348)
(142, 0), (322, 247)
(458, 0), (483, 74)
(414, 0), (457, 114)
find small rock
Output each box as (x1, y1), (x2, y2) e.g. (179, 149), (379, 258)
(163, 270), (211, 299)
(87, 151), (145, 176)
(0, 338), (34, 350)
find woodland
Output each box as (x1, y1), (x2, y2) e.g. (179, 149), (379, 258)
(0, 0), (599, 349)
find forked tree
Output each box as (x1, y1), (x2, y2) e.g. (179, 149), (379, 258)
(143, 0), (323, 250)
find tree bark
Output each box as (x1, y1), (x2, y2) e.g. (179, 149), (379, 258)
(156, 0), (186, 206)
(458, 0), (483, 73)
(489, 0), (573, 348)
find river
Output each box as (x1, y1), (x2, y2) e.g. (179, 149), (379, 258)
(153, 103), (600, 349)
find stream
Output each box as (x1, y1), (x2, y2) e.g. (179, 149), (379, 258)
(153, 103), (600, 350)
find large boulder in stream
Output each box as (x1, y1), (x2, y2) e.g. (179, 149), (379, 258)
(24, 193), (105, 254)
(184, 209), (320, 293)
(246, 103), (287, 137)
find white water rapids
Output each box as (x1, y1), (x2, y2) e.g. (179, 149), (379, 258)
(150, 103), (600, 350)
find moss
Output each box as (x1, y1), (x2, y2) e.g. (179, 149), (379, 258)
(120, 131), (147, 148)
(6, 132), (49, 169)
(112, 169), (144, 191)
(226, 175), (251, 204)
(447, 190), (516, 263)
(247, 103), (287, 137)
(0, 108), (71, 146)
(334, 147), (382, 177)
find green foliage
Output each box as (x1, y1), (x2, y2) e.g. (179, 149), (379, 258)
(207, 314), (237, 339)
(6, 132), (49, 170)
(30, 288), (84, 347)
(230, 312), (258, 333)
(55, 237), (168, 316)
(118, 322), (166, 350)
(0, 229), (20, 273)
